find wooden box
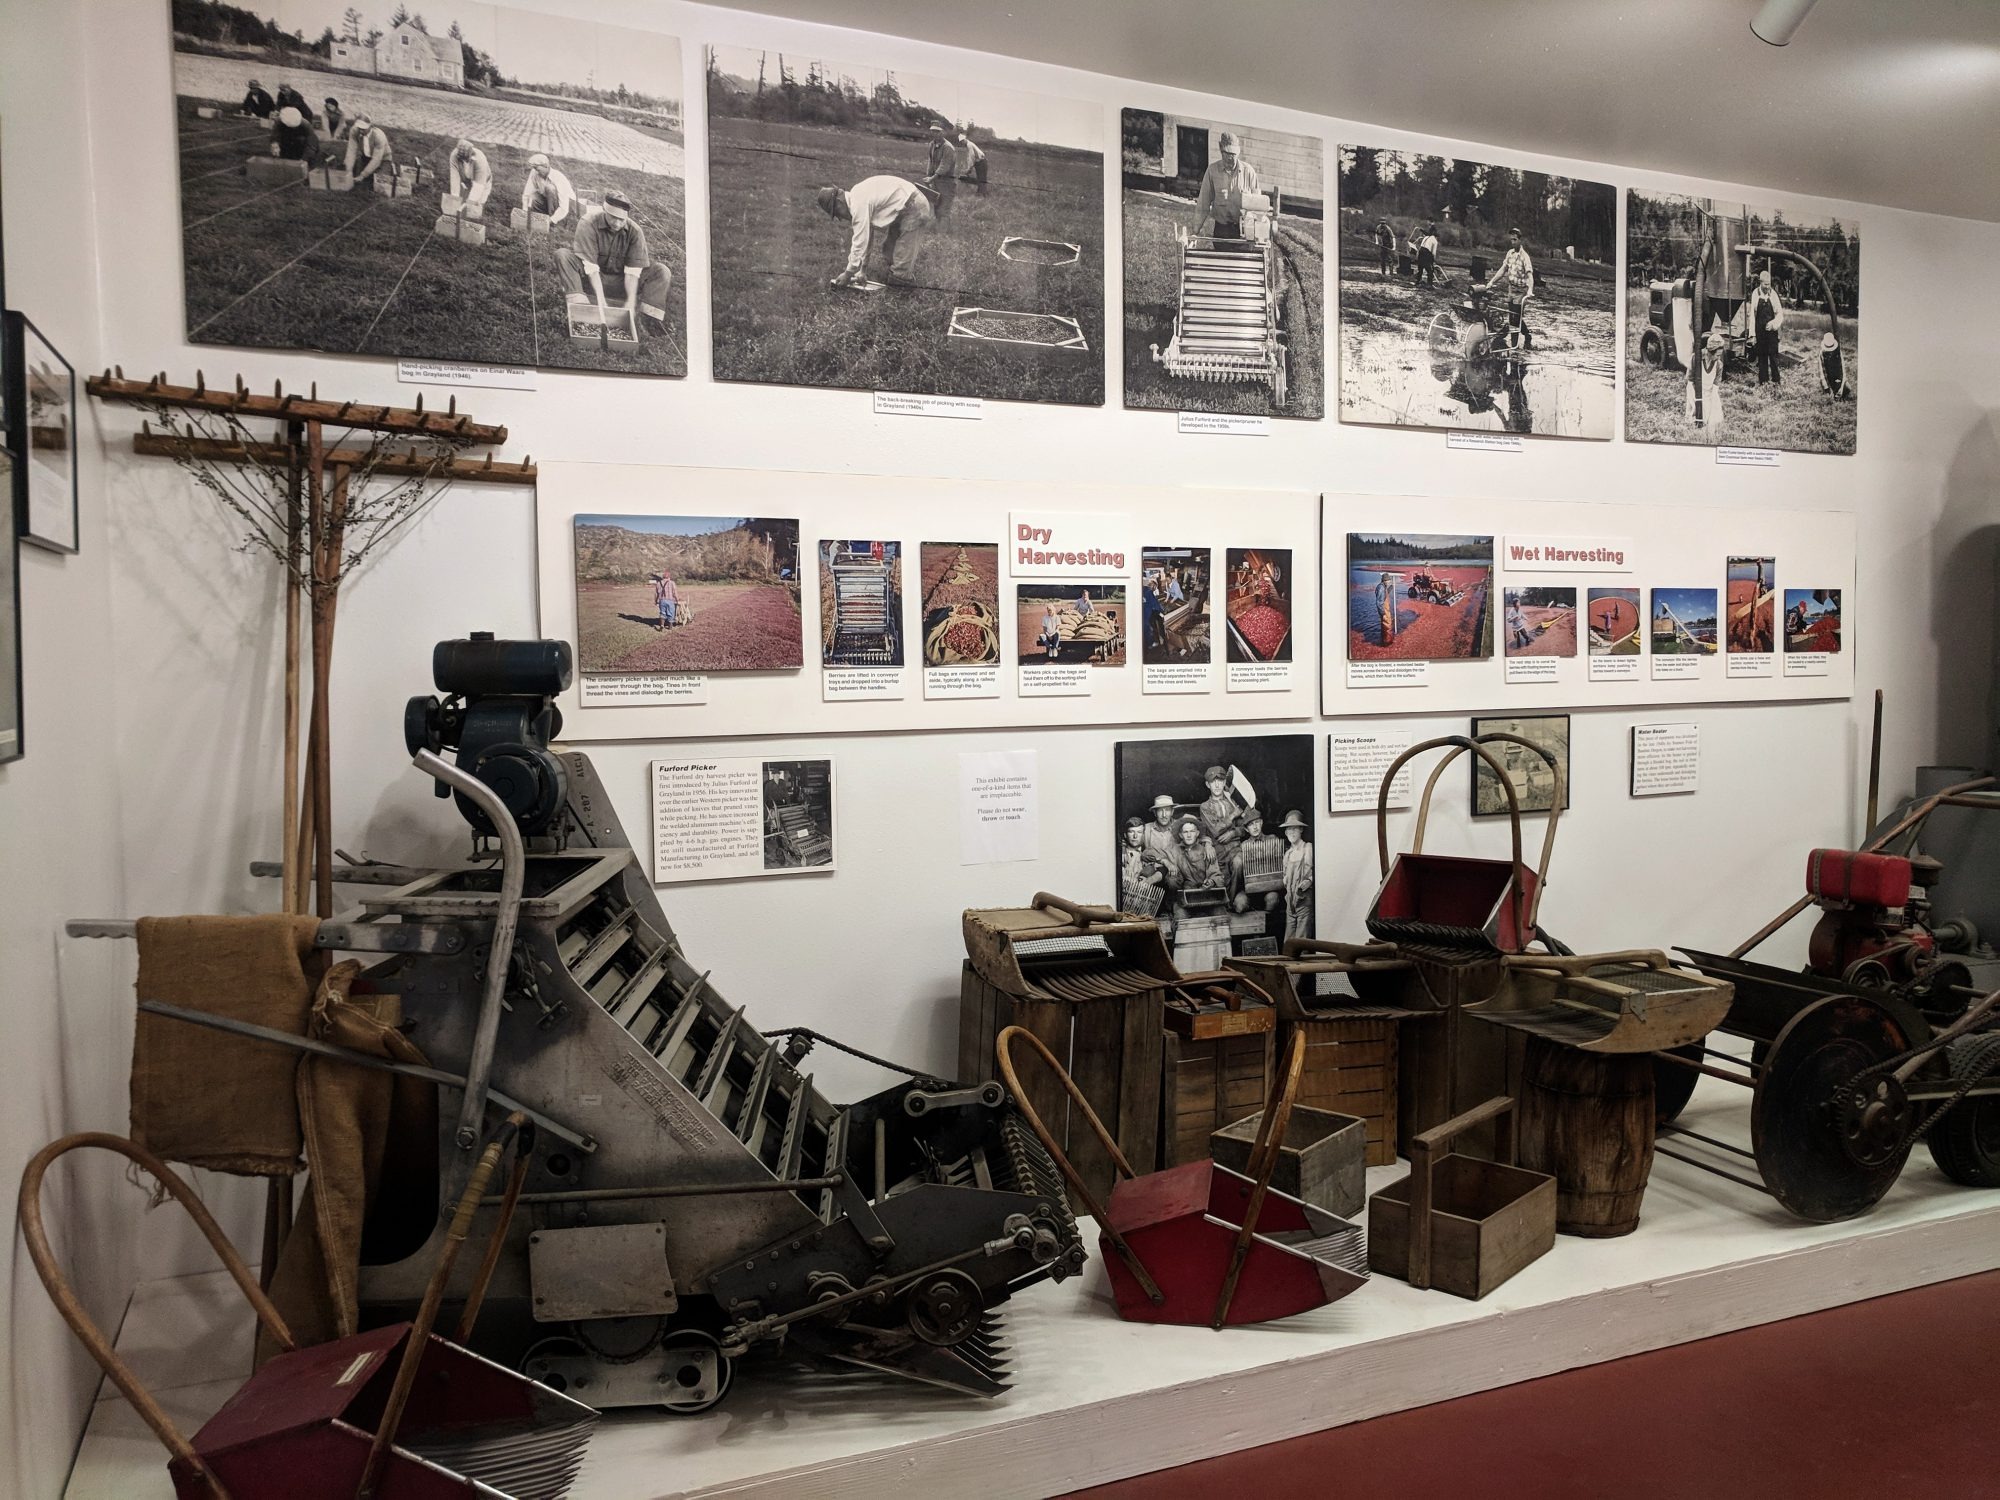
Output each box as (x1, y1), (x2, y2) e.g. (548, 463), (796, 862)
(1284, 1013), (1399, 1166)
(304, 165), (352, 192)
(1160, 1026), (1273, 1169)
(1211, 1104), (1365, 1220)
(510, 207), (552, 235)
(439, 194), (485, 220)
(1368, 1097), (1556, 1300)
(432, 214), (488, 246)
(244, 156), (304, 186)
(960, 963), (1164, 1203)
(567, 300), (640, 348)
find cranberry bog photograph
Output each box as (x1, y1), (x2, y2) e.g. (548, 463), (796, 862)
(574, 514), (802, 674)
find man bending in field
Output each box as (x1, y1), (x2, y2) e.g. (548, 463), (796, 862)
(241, 79), (274, 118)
(816, 177), (934, 288)
(447, 139), (493, 214)
(274, 84), (314, 123)
(559, 189), (673, 338)
(955, 130), (988, 193)
(272, 106), (322, 165)
(344, 116), (393, 188)
(521, 153), (575, 226)
(924, 122), (957, 223)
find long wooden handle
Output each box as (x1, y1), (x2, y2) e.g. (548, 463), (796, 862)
(1031, 892), (1121, 927)
(1409, 1097), (1516, 1289)
(18, 1134), (303, 1499)
(1212, 1030), (1307, 1328)
(994, 1026), (1163, 1305)
(356, 1113), (522, 1500)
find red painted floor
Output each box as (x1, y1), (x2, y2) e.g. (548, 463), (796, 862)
(1068, 1270), (2000, 1500)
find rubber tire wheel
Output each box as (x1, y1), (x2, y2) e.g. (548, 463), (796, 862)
(1639, 327), (1665, 368)
(1927, 1094), (2000, 1188)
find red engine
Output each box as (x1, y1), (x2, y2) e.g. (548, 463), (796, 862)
(1803, 848), (1939, 985)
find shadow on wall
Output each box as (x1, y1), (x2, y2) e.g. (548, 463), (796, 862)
(1933, 414), (2000, 771)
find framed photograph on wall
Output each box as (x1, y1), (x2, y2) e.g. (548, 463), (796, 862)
(8, 312), (78, 554)
(1468, 712), (1571, 817)
(0, 420), (20, 765)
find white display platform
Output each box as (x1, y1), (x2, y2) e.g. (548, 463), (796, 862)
(66, 1080), (2000, 1500)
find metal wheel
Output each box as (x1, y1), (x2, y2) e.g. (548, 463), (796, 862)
(1926, 1038), (2000, 1188)
(1639, 327), (1665, 368)
(656, 1330), (734, 1414)
(905, 1268), (983, 1347)
(1752, 995), (1914, 1222)
(1653, 1043), (1703, 1126)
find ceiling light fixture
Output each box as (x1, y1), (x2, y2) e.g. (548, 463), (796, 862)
(1751, 0), (1821, 46)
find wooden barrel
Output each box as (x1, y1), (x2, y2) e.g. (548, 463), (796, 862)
(1517, 1037), (1656, 1238)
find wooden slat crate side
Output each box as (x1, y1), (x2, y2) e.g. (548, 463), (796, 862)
(1070, 996), (1128, 1196)
(1116, 993), (1166, 1176)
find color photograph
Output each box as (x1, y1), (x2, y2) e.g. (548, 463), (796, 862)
(1586, 587), (1642, 656)
(919, 542), (1001, 666)
(573, 514), (802, 673)
(818, 539), (903, 667)
(170, 0), (688, 375)
(1651, 587), (1719, 655)
(1347, 533), (1493, 660)
(1626, 193), (1858, 455)
(1784, 589), (1843, 653)
(1501, 586), (1576, 658)
(1141, 546), (1211, 665)
(1225, 547), (1292, 663)
(1018, 583), (1127, 666)
(1470, 713), (1571, 817)
(763, 759), (833, 868)
(1113, 734), (1316, 955)
(706, 45), (1104, 405)
(1120, 110), (1323, 417)
(1727, 556), (1777, 653)
(1336, 146), (1616, 438)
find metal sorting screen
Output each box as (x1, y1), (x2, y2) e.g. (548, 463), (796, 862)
(948, 307), (1089, 350)
(998, 236), (1081, 267)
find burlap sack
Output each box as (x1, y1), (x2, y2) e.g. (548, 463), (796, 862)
(130, 914), (323, 1176)
(263, 960), (432, 1358)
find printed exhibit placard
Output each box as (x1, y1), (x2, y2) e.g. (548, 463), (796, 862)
(1652, 655), (1703, 682)
(1144, 663), (1212, 694)
(1505, 656), (1562, 684)
(1347, 659), (1429, 688)
(1784, 653), (1833, 678)
(1008, 510), (1131, 578)
(1631, 723), (1700, 796)
(1446, 431), (1524, 453)
(874, 391), (982, 420)
(1178, 412), (1270, 437)
(582, 673), (706, 707)
(1500, 536), (1633, 573)
(960, 750), (1039, 865)
(652, 757), (834, 883)
(1716, 446), (1781, 468)
(924, 666), (1000, 700)
(1328, 731), (1414, 814)
(1019, 663), (1092, 697)
(397, 359), (537, 392)
(823, 668), (906, 702)
(1227, 661), (1292, 692)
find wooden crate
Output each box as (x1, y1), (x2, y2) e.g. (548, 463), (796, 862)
(959, 963), (1164, 1203)
(1281, 1013), (1399, 1166)
(1160, 1026), (1274, 1169)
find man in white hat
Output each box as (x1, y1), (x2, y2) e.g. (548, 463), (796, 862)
(924, 121), (957, 224)
(561, 189), (673, 337)
(1194, 130), (1259, 239)
(447, 139), (493, 214)
(520, 152), (576, 226)
(1279, 809), (1313, 940)
(343, 114), (394, 189)
(271, 105), (321, 165)
(240, 78), (274, 118)
(816, 177), (934, 287)
(1141, 793), (1182, 866)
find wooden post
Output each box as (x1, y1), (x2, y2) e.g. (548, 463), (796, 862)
(281, 422), (304, 915)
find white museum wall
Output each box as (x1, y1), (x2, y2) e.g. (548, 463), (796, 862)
(0, 0), (1990, 1487)
(0, 5), (142, 1497)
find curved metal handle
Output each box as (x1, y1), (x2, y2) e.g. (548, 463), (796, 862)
(1212, 1029), (1307, 1328)
(412, 749), (524, 1150)
(18, 1134), (301, 1498)
(994, 1026), (1163, 1305)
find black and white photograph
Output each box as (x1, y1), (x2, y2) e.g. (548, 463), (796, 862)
(1336, 146), (1616, 438)
(1120, 110), (1323, 417)
(819, 540), (903, 668)
(8, 314), (77, 554)
(763, 759), (834, 869)
(705, 45), (1104, 406)
(170, 0), (687, 376)
(1114, 734), (1315, 963)
(1626, 192), (1859, 455)
(1469, 713), (1571, 818)
(0, 396), (18, 765)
